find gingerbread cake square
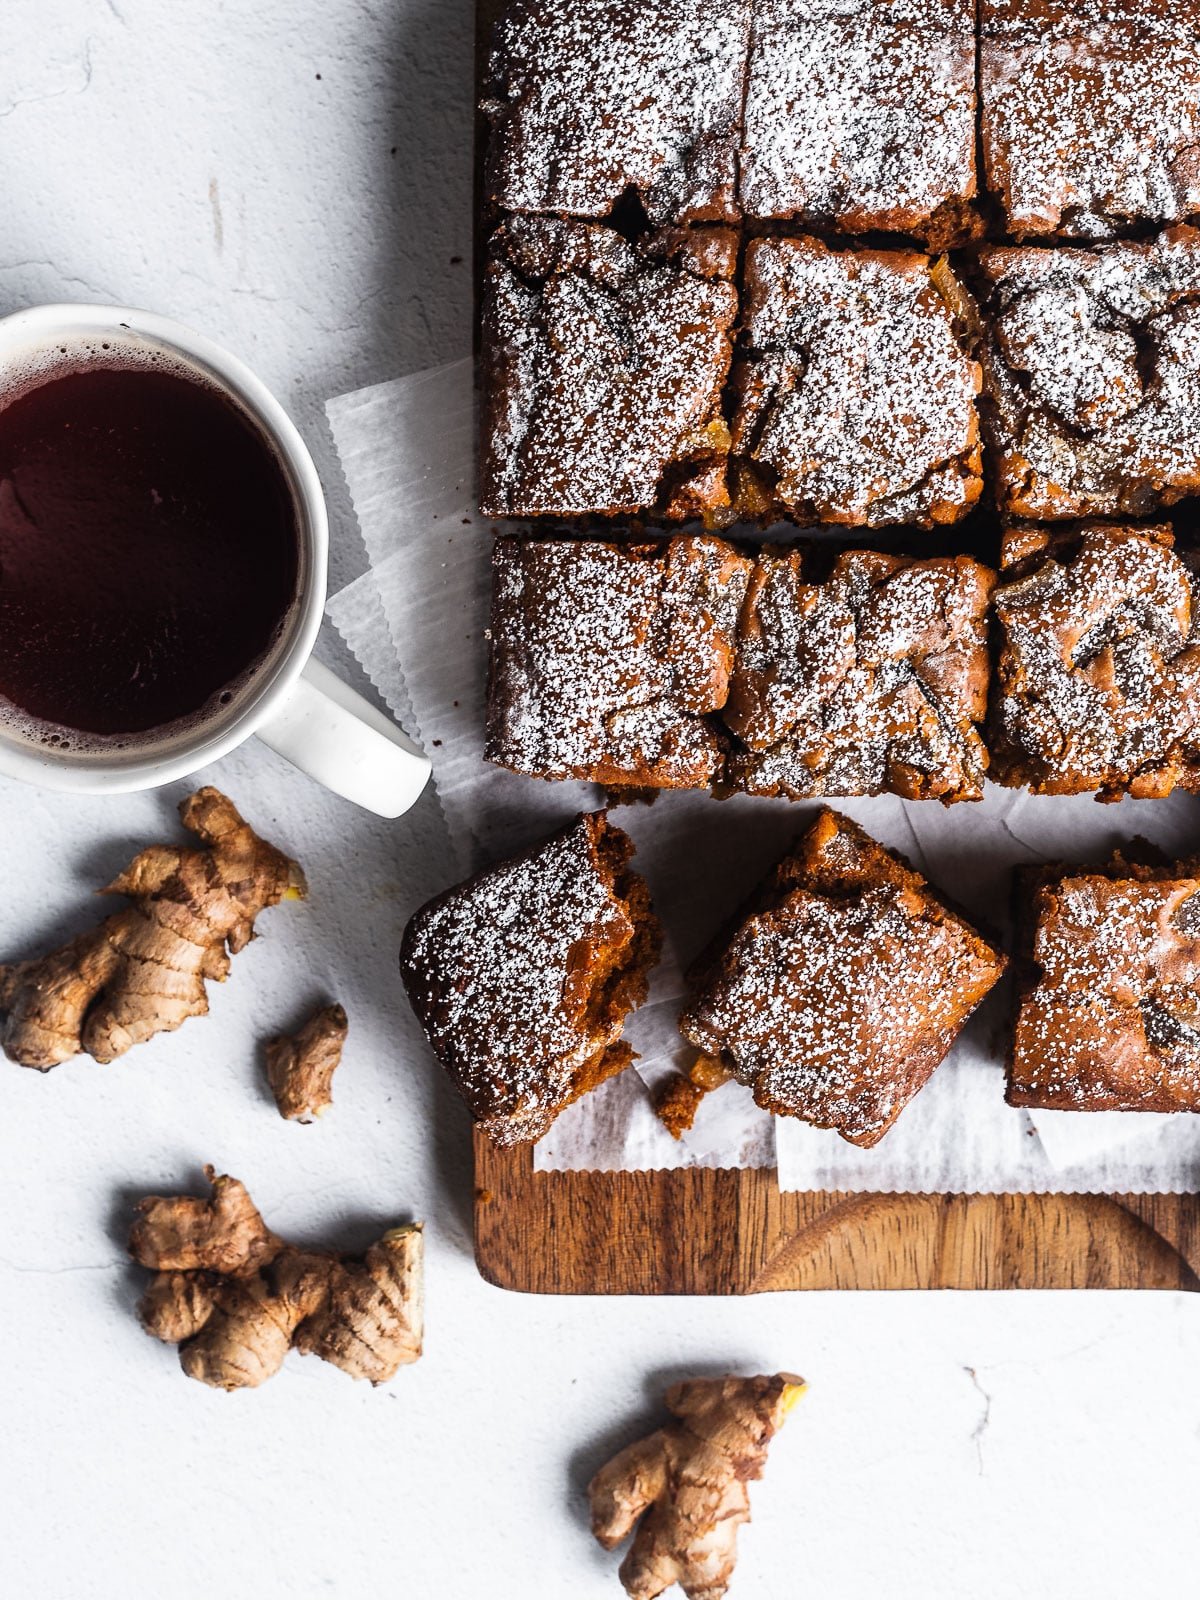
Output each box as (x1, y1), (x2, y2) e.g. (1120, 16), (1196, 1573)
(981, 0), (1200, 240)
(480, 217), (738, 519)
(482, 0), (750, 226)
(679, 809), (1006, 1147)
(400, 812), (661, 1147)
(1008, 851), (1200, 1112)
(989, 522), (1200, 799)
(731, 238), (982, 527)
(486, 534), (753, 789)
(740, 0), (977, 241)
(976, 229), (1200, 521)
(725, 548), (994, 803)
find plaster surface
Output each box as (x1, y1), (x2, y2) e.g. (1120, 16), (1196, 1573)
(0, 6), (1195, 1597)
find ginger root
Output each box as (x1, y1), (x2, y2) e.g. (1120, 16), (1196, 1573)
(0, 788), (304, 1070)
(130, 1165), (423, 1390)
(265, 1002), (348, 1121)
(589, 1373), (805, 1600)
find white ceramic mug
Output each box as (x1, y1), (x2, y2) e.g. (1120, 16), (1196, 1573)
(0, 304), (430, 818)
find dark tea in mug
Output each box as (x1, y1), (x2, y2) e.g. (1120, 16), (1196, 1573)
(0, 339), (300, 750)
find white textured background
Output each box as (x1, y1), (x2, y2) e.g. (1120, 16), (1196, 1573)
(0, 5), (1196, 1597)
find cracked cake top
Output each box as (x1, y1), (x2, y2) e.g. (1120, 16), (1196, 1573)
(482, 0), (750, 226)
(400, 812), (661, 1146)
(981, 0), (1200, 240)
(732, 237), (983, 528)
(1009, 851), (1200, 1112)
(726, 547), (994, 802)
(679, 808), (1006, 1146)
(977, 227), (1200, 520)
(741, 0), (977, 241)
(486, 534), (753, 789)
(990, 522), (1200, 799)
(480, 217), (738, 519)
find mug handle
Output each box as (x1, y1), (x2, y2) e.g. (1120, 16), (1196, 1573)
(256, 658), (431, 818)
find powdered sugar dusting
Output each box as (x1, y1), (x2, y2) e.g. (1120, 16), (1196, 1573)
(735, 238), (982, 526)
(727, 548), (992, 801)
(487, 536), (753, 787)
(400, 814), (642, 1140)
(982, 0), (1200, 238)
(741, 0), (976, 231)
(980, 228), (1200, 518)
(483, 0), (750, 225)
(680, 811), (1004, 1145)
(481, 217), (737, 518)
(992, 524), (1200, 797)
(1011, 869), (1200, 1110)
(485, 537), (995, 801)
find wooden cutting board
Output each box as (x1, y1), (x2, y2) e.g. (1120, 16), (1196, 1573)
(470, 1), (1200, 1297)
(473, 1134), (1200, 1293)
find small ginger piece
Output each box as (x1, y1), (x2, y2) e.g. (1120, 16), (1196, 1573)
(292, 1231), (425, 1383)
(653, 1057), (732, 1140)
(589, 1373), (805, 1600)
(137, 1272), (216, 1344)
(130, 1166), (423, 1391)
(129, 1166), (280, 1277)
(265, 1003), (349, 1122)
(0, 787), (304, 1070)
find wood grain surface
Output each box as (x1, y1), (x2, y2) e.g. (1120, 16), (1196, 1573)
(474, 1133), (1200, 1294)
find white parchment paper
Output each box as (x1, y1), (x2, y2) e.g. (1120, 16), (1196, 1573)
(325, 359), (1200, 1192)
